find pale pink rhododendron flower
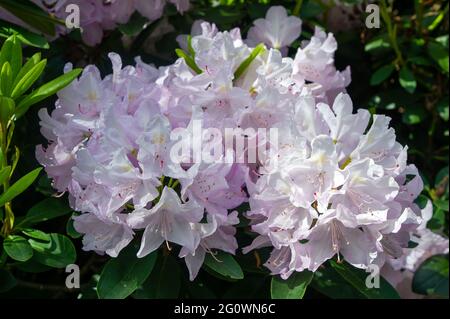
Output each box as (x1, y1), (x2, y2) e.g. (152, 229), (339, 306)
(37, 6), (430, 281)
(247, 6), (302, 55)
(37, 51), (244, 279)
(381, 200), (449, 298)
(0, 0), (190, 46)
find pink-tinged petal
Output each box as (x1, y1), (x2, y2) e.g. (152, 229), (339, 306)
(184, 248), (206, 281)
(137, 226), (165, 258)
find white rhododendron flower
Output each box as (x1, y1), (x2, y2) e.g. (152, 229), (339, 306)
(37, 6), (427, 281)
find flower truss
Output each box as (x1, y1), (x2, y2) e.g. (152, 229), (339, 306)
(37, 6), (430, 282)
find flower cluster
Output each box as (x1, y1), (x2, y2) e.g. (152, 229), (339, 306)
(37, 6), (425, 280)
(382, 200), (449, 298)
(1, 0), (189, 46)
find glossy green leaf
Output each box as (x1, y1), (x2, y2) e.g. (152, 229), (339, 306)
(16, 197), (72, 228)
(0, 0), (60, 36)
(402, 104), (427, 125)
(175, 49), (202, 74)
(66, 216), (81, 239)
(399, 66), (417, 94)
(118, 12), (147, 36)
(28, 233), (76, 268)
(3, 234), (33, 262)
(0, 35), (13, 69)
(133, 254), (181, 299)
(12, 52), (41, 88)
(412, 255), (449, 297)
(0, 20), (49, 48)
(0, 166), (11, 185)
(434, 199), (449, 212)
(9, 35), (22, 80)
(11, 59), (46, 99)
(234, 43), (265, 80)
(271, 271), (313, 299)
(97, 244), (157, 299)
(365, 36), (391, 52)
(21, 228), (51, 241)
(428, 41), (449, 73)
(370, 64), (395, 86)
(203, 252), (244, 280)
(330, 260), (400, 299)
(0, 167), (42, 208)
(311, 264), (365, 299)
(0, 96), (14, 125)
(1, 61), (13, 96)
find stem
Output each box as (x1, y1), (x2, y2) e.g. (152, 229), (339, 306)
(16, 279), (90, 292)
(293, 0), (303, 17)
(0, 122), (13, 237)
(415, 0), (424, 34)
(380, 0), (404, 67)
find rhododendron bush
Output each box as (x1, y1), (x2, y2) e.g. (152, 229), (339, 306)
(0, 0), (448, 300)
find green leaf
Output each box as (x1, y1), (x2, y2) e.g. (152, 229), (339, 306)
(0, 166), (11, 185)
(133, 254), (181, 299)
(408, 56), (432, 66)
(0, 269), (16, 293)
(0, 96), (14, 125)
(428, 41), (449, 73)
(66, 215), (81, 239)
(234, 43), (265, 80)
(365, 36), (391, 52)
(299, 0), (325, 19)
(175, 49), (202, 74)
(15, 255), (51, 273)
(12, 52), (41, 89)
(370, 64), (395, 86)
(0, 35), (13, 69)
(412, 255), (449, 297)
(97, 244), (158, 299)
(11, 59), (46, 99)
(428, 208), (446, 230)
(1, 61), (13, 96)
(271, 271), (313, 299)
(28, 233), (76, 268)
(330, 260), (400, 299)
(118, 12), (147, 36)
(399, 67), (416, 94)
(402, 104), (427, 125)
(202, 6), (245, 25)
(9, 35), (22, 80)
(15, 68), (82, 118)
(223, 276), (269, 299)
(0, 20), (49, 48)
(0, 0), (61, 36)
(16, 197), (72, 228)
(434, 199), (449, 212)
(187, 35), (195, 58)
(21, 228), (51, 241)
(437, 97), (449, 121)
(203, 252), (244, 280)
(0, 167), (42, 208)
(3, 234), (33, 262)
